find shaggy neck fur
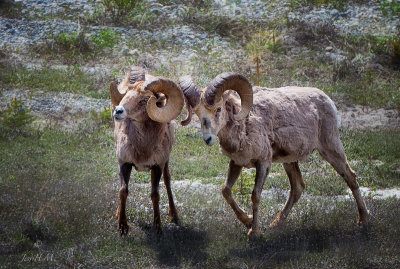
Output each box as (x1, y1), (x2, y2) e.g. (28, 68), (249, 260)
(115, 117), (171, 166)
(217, 96), (248, 154)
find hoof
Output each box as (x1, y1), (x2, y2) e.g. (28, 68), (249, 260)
(119, 222), (129, 236)
(168, 209), (180, 225)
(170, 217), (180, 225)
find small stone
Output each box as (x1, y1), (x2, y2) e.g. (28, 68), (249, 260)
(128, 49), (139, 56)
(330, 9), (339, 17)
(325, 46), (333, 52)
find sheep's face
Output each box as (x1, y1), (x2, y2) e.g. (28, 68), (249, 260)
(113, 88), (151, 123)
(194, 94), (228, 146)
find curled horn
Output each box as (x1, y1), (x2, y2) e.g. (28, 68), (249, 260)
(129, 66), (145, 84)
(110, 81), (126, 106)
(204, 72), (253, 121)
(179, 75), (201, 126)
(144, 77), (184, 123)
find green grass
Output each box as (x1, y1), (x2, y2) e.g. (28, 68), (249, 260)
(0, 121), (399, 268)
(343, 130), (400, 188)
(0, 63), (108, 99)
(170, 128), (228, 182)
(255, 52), (400, 109)
(288, 0), (365, 11)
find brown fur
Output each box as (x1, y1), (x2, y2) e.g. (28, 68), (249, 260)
(193, 85), (369, 237)
(113, 75), (179, 236)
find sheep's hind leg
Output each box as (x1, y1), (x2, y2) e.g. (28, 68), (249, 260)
(163, 162), (179, 224)
(151, 165), (163, 234)
(248, 161), (269, 238)
(319, 146), (369, 225)
(270, 162), (305, 228)
(222, 160), (253, 228)
(117, 163), (132, 236)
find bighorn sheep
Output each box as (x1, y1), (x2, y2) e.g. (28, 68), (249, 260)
(110, 66), (184, 236)
(180, 72), (369, 237)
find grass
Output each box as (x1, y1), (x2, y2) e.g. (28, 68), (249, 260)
(1, 0), (400, 266)
(254, 52), (400, 109)
(288, 0), (366, 11)
(0, 63), (109, 99)
(0, 115), (399, 267)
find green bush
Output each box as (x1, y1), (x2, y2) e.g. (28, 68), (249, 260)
(102, 0), (144, 19)
(91, 106), (113, 127)
(232, 169), (256, 206)
(51, 32), (91, 54)
(0, 98), (34, 136)
(289, 0), (362, 11)
(379, 0), (400, 18)
(91, 29), (118, 52)
(370, 35), (397, 55)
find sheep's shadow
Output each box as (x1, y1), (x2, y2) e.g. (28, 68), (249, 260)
(137, 221), (209, 267)
(229, 225), (372, 266)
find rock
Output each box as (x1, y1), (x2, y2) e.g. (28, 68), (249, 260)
(330, 9), (339, 17)
(128, 49), (139, 56)
(121, 48), (130, 56)
(325, 46), (333, 52)
(150, 8), (162, 15)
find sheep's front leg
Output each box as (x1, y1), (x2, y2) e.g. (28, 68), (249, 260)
(151, 165), (162, 234)
(222, 160), (253, 228)
(163, 162), (179, 224)
(248, 161), (269, 238)
(117, 163), (132, 236)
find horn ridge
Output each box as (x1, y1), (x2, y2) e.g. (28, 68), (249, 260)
(204, 73), (253, 121)
(179, 75), (200, 126)
(129, 66), (145, 84)
(144, 77), (184, 123)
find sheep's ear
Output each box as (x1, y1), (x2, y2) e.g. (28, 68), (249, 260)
(222, 90), (232, 101)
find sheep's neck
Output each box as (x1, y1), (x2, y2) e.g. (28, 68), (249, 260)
(124, 119), (166, 155)
(218, 120), (246, 154)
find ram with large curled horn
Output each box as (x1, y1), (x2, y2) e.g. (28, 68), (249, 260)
(180, 72), (369, 238)
(111, 66), (184, 236)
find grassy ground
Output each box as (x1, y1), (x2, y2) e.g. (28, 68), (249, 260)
(0, 122), (399, 268)
(1, 0), (400, 267)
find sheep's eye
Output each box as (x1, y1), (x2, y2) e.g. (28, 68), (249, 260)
(215, 107), (222, 117)
(139, 99), (147, 106)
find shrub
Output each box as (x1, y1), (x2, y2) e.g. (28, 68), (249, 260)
(51, 32), (91, 55)
(91, 106), (113, 127)
(232, 169), (256, 206)
(0, 98), (35, 136)
(379, 0), (400, 18)
(246, 29), (283, 84)
(102, 0), (144, 19)
(289, 0), (362, 11)
(91, 29), (118, 52)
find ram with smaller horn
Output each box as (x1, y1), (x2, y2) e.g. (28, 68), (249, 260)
(180, 73), (369, 237)
(110, 66), (184, 236)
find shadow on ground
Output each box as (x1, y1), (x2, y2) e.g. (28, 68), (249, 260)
(228, 224), (384, 267)
(137, 221), (209, 267)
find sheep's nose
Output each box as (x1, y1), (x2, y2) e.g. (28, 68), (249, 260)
(115, 107), (124, 115)
(205, 136), (212, 145)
